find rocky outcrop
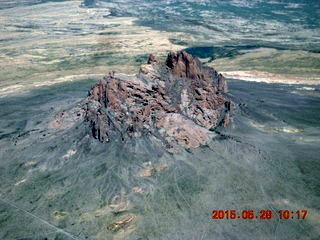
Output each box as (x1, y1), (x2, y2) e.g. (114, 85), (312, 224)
(107, 214), (136, 232)
(166, 51), (228, 92)
(51, 51), (231, 151)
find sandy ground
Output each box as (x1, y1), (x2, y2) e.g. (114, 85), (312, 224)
(0, 1), (184, 97)
(221, 70), (319, 85)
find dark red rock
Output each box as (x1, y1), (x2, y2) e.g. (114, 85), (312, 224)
(147, 54), (159, 64)
(52, 51), (231, 151)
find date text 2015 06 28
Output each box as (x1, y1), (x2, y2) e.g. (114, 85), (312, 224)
(211, 209), (308, 220)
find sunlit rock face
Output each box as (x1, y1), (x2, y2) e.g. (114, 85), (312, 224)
(51, 51), (231, 151)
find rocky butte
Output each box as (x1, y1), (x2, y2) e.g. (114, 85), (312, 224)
(50, 51), (231, 152)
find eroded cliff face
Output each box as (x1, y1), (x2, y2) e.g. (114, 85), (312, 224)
(50, 51), (231, 151)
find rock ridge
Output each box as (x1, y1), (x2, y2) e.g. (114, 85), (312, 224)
(51, 51), (231, 151)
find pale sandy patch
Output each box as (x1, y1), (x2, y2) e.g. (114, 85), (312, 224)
(221, 70), (319, 85)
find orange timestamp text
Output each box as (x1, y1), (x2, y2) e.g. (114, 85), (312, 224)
(211, 209), (308, 220)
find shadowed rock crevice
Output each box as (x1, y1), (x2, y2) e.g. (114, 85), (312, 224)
(51, 51), (231, 151)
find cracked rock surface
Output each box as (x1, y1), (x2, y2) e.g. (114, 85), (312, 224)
(51, 51), (231, 151)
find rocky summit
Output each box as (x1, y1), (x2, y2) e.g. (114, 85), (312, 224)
(51, 51), (231, 151)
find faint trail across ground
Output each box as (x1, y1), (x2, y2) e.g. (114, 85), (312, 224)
(0, 198), (82, 240)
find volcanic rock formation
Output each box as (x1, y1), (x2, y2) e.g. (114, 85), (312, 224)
(50, 51), (231, 151)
